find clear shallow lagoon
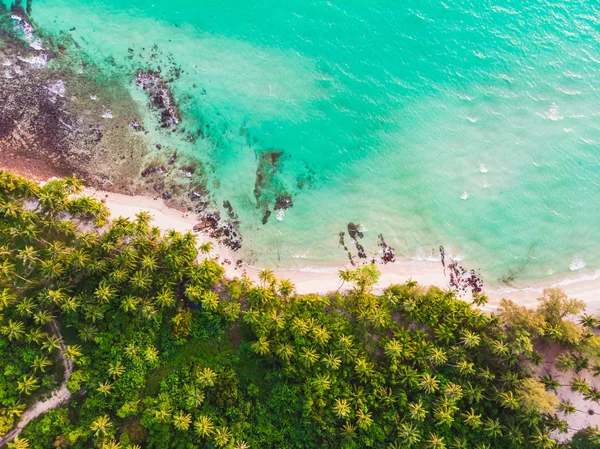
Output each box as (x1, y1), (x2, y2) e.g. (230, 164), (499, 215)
(19, 0), (600, 282)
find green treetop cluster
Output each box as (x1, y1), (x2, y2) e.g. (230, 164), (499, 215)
(0, 170), (595, 449)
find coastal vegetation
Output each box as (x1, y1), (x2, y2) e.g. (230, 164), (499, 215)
(0, 170), (599, 448)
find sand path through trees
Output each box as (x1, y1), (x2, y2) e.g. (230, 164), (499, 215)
(0, 321), (73, 447)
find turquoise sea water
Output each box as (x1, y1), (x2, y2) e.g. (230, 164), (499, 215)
(18, 0), (600, 282)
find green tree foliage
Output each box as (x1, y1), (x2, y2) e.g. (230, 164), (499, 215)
(0, 171), (582, 448)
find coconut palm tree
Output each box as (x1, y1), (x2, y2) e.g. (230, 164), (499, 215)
(0, 287), (16, 309)
(489, 339), (510, 357)
(498, 390), (519, 410)
(90, 415), (112, 437)
(31, 354), (52, 373)
(408, 400), (427, 421)
(130, 270), (151, 292)
(429, 347), (447, 367)
(2, 319), (25, 341)
(42, 334), (61, 353)
(155, 287), (175, 309)
(460, 331), (481, 348)
(322, 353), (341, 370)
(251, 337), (270, 356)
(26, 327), (47, 345)
(278, 278), (295, 298)
(213, 427), (233, 448)
(426, 433), (445, 449)
(17, 374), (39, 395)
(78, 324), (98, 342)
(7, 436), (29, 449)
(15, 297), (34, 318)
(152, 402), (172, 423)
(398, 366), (420, 390)
(275, 343), (295, 362)
(443, 383), (462, 402)
(419, 373), (440, 394)
(354, 357), (373, 381)
(539, 374), (560, 393)
(140, 254), (158, 272)
(583, 387), (600, 403)
(529, 428), (556, 448)
(258, 268), (276, 288)
(95, 283), (117, 303)
(461, 408), (482, 428)
(555, 353), (576, 372)
(194, 415), (215, 438)
(6, 402), (26, 419)
(201, 291), (220, 312)
(185, 386), (205, 409)
(570, 377), (590, 394)
(340, 421), (357, 439)
(579, 313), (598, 329)
(505, 422), (524, 445)
(108, 361), (125, 379)
(33, 310), (53, 326)
(434, 405), (455, 427)
(300, 346), (319, 367)
(173, 410), (192, 431)
(312, 325), (331, 346)
(397, 422), (421, 447)
(483, 417), (502, 438)
(333, 398), (351, 418)
(198, 242), (213, 255)
(97, 381), (113, 396)
(384, 339), (405, 360)
(197, 367), (217, 387)
(356, 409), (373, 429)
(65, 344), (83, 360)
(311, 374), (331, 394)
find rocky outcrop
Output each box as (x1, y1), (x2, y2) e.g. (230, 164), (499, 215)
(135, 70), (181, 128)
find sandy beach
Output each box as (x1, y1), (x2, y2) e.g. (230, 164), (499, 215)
(1, 156), (598, 311)
(82, 186), (600, 312)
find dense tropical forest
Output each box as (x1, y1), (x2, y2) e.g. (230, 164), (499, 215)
(0, 170), (600, 448)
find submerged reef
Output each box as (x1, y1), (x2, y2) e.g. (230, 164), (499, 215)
(253, 150), (295, 224)
(0, 7), (242, 248)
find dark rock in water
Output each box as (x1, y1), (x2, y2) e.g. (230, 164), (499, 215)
(347, 252), (355, 266)
(377, 234), (395, 264)
(274, 193), (293, 211)
(346, 222), (366, 258)
(439, 245), (446, 269)
(181, 167), (196, 178)
(135, 70), (181, 128)
(261, 210), (271, 225)
(347, 222), (364, 240)
(222, 200), (238, 220)
(254, 150), (283, 200)
(254, 150), (287, 224)
(355, 242), (367, 259)
(168, 151), (177, 165)
(338, 231), (347, 250)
